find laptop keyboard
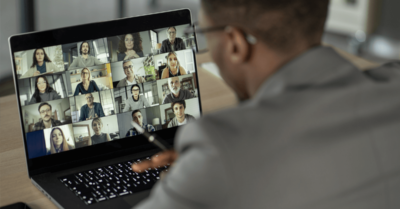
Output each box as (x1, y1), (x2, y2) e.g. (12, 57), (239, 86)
(59, 157), (168, 205)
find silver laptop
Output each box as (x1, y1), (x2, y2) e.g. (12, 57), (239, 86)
(8, 9), (202, 208)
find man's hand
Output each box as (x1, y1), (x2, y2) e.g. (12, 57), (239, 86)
(132, 150), (178, 173)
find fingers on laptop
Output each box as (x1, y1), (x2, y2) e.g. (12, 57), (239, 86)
(131, 150), (178, 172)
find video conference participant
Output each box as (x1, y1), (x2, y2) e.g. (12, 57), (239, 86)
(116, 60), (146, 88)
(34, 102), (62, 131)
(161, 52), (187, 79)
(47, 127), (74, 154)
(89, 118), (111, 145)
(22, 48), (60, 78)
(125, 110), (155, 136)
(160, 26), (186, 53)
(29, 76), (61, 104)
(118, 33), (144, 61)
(68, 41), (103, 70)
(123, 84), (150, 112)
(167, 100), (195, 128)
(79, 93), (105, 121)
(162, 77), (194, 104)
(73, 68), (100, 96)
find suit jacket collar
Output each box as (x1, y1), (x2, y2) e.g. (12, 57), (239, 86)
(252, 46), (353, 102)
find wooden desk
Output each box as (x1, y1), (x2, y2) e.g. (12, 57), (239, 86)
(0, 54), (237, 208)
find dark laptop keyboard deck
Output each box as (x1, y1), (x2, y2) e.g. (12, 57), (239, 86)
(59, 157), (168, 205)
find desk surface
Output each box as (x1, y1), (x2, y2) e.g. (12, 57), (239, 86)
(0, 53), (237, 208)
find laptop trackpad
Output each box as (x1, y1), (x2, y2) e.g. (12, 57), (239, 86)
(123, 190), (151, 206)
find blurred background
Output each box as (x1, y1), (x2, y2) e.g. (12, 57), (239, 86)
(1, 0), (399, 97)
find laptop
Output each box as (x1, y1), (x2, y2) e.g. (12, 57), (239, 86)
(8, 9), (202, 208)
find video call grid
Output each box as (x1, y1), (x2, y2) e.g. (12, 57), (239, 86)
(14, 25), (201, 159)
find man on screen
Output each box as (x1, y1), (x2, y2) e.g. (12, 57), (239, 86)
(162, 76), (194, 104)
(68, 41), (103, 70)
(160, 26), (186, 53)
(79, 93), (105, 121)
(125, 110), (155, 136)
(33, 102), (61, 131)
(167, 100), (195, 128)
(116, 60), (146, 87)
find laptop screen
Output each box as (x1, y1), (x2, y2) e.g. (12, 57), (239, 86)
(9, 10), (201, 173)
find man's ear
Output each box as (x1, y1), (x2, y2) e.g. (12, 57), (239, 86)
(224, 27), (251, 64)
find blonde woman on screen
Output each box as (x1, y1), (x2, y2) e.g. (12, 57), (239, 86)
(48, 127), (74, 154)
(161, 52), (187, 79)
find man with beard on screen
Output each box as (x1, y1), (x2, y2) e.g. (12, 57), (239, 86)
(68, 41), (103, 70)
(162, 76), (193, 104)
(34, 102), (62, 131)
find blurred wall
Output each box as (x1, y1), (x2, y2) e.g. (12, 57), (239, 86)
(0, 0), (20, 82)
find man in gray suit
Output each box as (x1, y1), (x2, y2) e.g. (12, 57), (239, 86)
(133, 0), (400, 208)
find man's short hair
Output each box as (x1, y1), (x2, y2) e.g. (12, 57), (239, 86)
(201, 0), (330, 52)
(122, 59), (132, 66)
(85, 92), (93, 98)
(80, 41), (91, 54)
(171, 100), (186, 109)
(132, 109), (141, 118)
(166, 26), (177, 34)
(38, 102), (52, 112)
(131, 84), (140, 92)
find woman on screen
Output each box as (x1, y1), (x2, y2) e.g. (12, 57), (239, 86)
(123, 84), (150, 112)
(161, 52), (187, 79)
(28, 76), (61, 104)
(73, 68), (100, 96)
(22, 48), (60, 78)
(48, 127), (74, 154)
(117, 33), (144, 61)
(89, 118), (111, 145)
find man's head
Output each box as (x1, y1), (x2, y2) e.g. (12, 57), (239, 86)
(132, 110), (143, 127)
(85, 93), (94, 105)
(199, 0), (330, 100)
(38, 102), (52, 122)
(131, 84), (140, 98)
(168, 77), (181, 95)
(122, 60), (134, 78)
(80, 41), (90, 55)
(171, 100), (186, 121)
(166, 27), (177, 42)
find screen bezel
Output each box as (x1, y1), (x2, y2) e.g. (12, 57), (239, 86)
(8, 9), (203, 177)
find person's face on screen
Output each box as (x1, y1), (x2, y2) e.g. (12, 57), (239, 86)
(123, 62), (134, 78)
(167, 28), (176, 42)
(133, 112), (143, 127)
(92, 120), (102, 135)
(37, 77), (47, 93)
(86, 94), (94, 105)
(81, 43), (89, 55)
(52, 129), (63, 147)
(173, 103), (185, 120)
(35, 49), (45, 63)
(131, 86), (140, 98)
(81, 69), (90, 81)
(39, 105), (52, 122)
(168, 77), (180, 94)
(167, 54), (178, 69)
(124, 34), (134, 51)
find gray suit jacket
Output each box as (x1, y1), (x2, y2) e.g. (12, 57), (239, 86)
(135, 46), (400, 209)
